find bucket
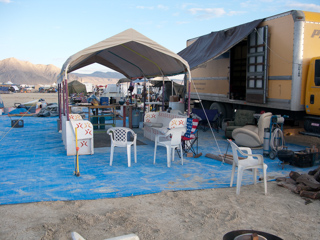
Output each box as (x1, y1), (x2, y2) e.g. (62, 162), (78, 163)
(100, 97), (109, 105)
(90, 117), (98, 130)
(277, 149), (294, 163)
(99, 117), (105, 129)
(132, 109), (140, 128)
(223, 230), (283, 240)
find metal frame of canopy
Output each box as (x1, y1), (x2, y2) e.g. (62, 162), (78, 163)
(57, 28), (192, 127)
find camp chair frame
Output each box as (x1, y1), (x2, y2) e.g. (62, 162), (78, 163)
(177, 118), (199, 157)
(191, 108), (221, 132)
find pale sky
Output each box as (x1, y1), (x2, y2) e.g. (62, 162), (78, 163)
(1, 0), (319, 74)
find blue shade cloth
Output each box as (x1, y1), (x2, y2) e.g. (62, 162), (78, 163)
(0, 116), (315, 205)
(8, 108), (28, 114)
(184, 118), (193, 138)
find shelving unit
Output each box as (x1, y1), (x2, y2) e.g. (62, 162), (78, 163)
(87, 105), (117, 132)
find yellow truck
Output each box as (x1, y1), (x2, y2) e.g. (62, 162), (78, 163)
(179, 10), (320, 134)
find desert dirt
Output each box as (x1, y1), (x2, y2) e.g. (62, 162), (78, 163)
(1, 92), (58, 108)
(0, 93), (320, 240)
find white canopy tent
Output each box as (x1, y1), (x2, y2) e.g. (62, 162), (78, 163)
(58, 28), (192, 120)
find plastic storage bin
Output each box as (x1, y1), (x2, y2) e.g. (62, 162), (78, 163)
(99, 117), (105, 129)
(132, 109), (140, 128)
(90, 117), (98, 130)
(11, 120), (24, 128)
(100, 97), (109, 105)
(292, 150), (320, 168)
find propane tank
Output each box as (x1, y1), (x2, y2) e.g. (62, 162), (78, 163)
(263, 128), (270, 156)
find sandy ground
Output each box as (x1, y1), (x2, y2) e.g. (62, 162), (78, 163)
(1, 92), (58, 108)
(1, 93), (320, 240)
(0, 183), (319, 240)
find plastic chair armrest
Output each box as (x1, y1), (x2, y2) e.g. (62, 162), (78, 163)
(164, 130), (172, 137)
(238, 147), (253, 155)
(251, 154), (264, 164)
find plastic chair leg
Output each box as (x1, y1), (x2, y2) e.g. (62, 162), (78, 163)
(172, 147), (175, 162)
(110, 145), (114, 166)
(127, 145), (131, 167)
(236, 168), (243, 195)
(230, 163), (236, 187)
(180, 144), (184, 165)
(166, 146), (171, 167)
(134, 143), (137, 163)
(263, 166), (268, 195)
(153, 143), (157, 164)
(253, 168), (257, 185)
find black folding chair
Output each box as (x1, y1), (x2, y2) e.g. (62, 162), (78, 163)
(191, 108), (220, 132)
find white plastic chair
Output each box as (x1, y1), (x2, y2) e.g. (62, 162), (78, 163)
(227, 139), (268, 195)
(154, 127), (186, 167)
(107, 127), (137, 167)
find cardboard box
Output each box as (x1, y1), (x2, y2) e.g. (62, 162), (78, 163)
(169, 95), (179, 102)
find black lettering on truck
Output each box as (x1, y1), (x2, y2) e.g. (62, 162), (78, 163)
(311, 29), (320, 38)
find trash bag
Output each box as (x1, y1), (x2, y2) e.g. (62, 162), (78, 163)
(87, 94), (99, 103)
(36, 103), (58, 117)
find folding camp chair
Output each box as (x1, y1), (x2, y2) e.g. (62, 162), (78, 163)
(191, 108), (220, 132)
(177, 118), (199, 157)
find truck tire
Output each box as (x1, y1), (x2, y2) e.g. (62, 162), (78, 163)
(304, 118), (320, 133)
(224, 103), (233, 119)
(209, 102), (226, 120)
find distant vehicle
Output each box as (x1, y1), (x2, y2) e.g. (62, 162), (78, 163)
(39, 87), (57, 93)
(47, 87), (57, 93)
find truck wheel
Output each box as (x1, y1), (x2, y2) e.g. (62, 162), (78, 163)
(224, 103), (233, 119)
(209, 102), (226, 120)
(304, 119), (312, 132)
(304, 118), (320, 133)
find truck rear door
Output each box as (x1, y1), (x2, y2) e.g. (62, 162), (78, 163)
(246, 26), (269, 104)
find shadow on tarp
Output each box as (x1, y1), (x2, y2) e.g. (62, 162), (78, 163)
(94, 132), (146, 148)
(0, 116), (315, 205)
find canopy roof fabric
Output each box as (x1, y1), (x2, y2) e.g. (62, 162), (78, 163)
(150, 76), (170, 81)
(58, 28), (190, 83)
(178, 19), (263, 70)
(117, 78), (132, 84)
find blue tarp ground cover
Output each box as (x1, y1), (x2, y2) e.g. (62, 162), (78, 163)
(0, 116), (315, 205)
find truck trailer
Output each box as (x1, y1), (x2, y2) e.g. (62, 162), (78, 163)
(178, 10), (320, 133)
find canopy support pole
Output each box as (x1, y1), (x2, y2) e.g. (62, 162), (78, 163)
(187, 69), (192, 117)
(65, 78), (70, 121)
(162, 75), (165, 111)
(64, 64), (70, 121)
(62, 80), (65, 117)
(58, 83), (62, 130)
(143, 77), (147, 118)
(171, 80), (173, 96)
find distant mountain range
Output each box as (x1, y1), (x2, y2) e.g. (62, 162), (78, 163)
(0, 57), (125, 86)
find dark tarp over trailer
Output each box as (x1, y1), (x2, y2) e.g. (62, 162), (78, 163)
(178, 19), (264, 70)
